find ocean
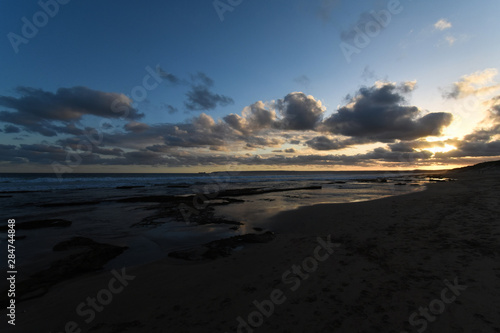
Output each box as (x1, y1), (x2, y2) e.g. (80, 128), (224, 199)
(0, 170), (428, 193)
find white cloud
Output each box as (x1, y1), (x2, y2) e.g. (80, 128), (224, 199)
(443, 68), (500, 99)
(434, 19), (452, 30)
(445, 35), (457, 46)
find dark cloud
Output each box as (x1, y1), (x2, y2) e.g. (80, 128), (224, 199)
(3, 82), (498, 169)
(388, 140), (444, 153)
(0, 86), (142, 136)
(3, 124), (20, 133)
(276, 92), (325, 130)
(185, 84), (234, 111)
(124, 122), (150, 133)
(183, 72), (233, 111)
(224, 92), (325, 133)
(244, 136), (284, 149)
(306, 135), (369, 151)
(224, 101), (276, 135)
(322, 82), (452, 141)
(361, 66), (377, 81)
(435, 96), (500, 159)
(56, 137), (124, 156)
(0, 86), (143, 121)
(90, 147), (123, 156)
(100, 113), (238, 150)
(486, 96), (500, 124)
(156, 66), (181, 85)
(317, 0), (341, 22)
(0, 143), (70, 165)
(101, 122), (113, 130)
(340, 10), (390, 43)
(294, 75), (311, 88)
(435, 141), (500, 158)
(86, 148), (431, 167)
(191, 72), (214, 87)
(459, 95), (500, 142)
(163, 104), (178, 114)
(360, 147), (433, 163)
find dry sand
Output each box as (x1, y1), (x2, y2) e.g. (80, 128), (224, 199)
(3, 174), (500, 333)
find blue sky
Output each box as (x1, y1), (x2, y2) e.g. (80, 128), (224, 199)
(1, 0), (500, 172)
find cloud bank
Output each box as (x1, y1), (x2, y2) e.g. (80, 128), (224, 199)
(0, 79), (498, 169)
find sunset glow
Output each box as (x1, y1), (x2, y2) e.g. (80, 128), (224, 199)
(1, 1), (499, 172)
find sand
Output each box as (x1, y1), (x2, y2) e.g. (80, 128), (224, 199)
(3, 173), (500, 333)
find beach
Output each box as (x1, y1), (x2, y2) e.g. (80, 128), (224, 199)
(2, 0), (500, 332)
(2, 171), (500, 332)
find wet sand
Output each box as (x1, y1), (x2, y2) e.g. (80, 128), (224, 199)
(3, 173), (500, 332)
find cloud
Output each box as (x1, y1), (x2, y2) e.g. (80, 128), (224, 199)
(489, 96), (500, 121)
(224, 92), (326, 134)
(245, 136), (284, 149)
(3, 82), (497, 169)
(3, 124), (20, 133)
(190, 72), (214, 87)
(388, 140), (444, 153)
(317, 0), (341, 22)
(361, 66), (377, 81)
(434, 19), (452, 31)
(457, 95), (500, 144)
(156, 66), (181, 85)
(185, 86), (234, 111)
(0, 143), (99, 165)
(435, 140), (500, 158)
(0, 86), (143, 136)
(184, 73), (234, 111)
(305, 135), (368, 151)
(434, 95), (500, 159)
(340, 10), (390, 43)
(294, 75), (311, 88)
(445, 35), (456, 46)
(443, 68), (500, 99)
(101, 122), (113, 130)
(322, 82), (453, 141)
(124, 121), (150, 133)
(162, 104), (178, 114)
(276, 92), (325, 130)
(224, 101), (276, 135)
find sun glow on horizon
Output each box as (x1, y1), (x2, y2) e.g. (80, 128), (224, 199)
(423, 144), (457, 155)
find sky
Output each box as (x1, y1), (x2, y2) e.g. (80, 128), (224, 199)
(1, 0), (500, 173)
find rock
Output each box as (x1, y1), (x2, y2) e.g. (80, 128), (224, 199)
(10, 237), (128, 303)
(53, 236), (100, 251)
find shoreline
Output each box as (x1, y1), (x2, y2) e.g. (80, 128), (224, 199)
(0, 174), (431, 276)
(4, 174), (500, 332)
